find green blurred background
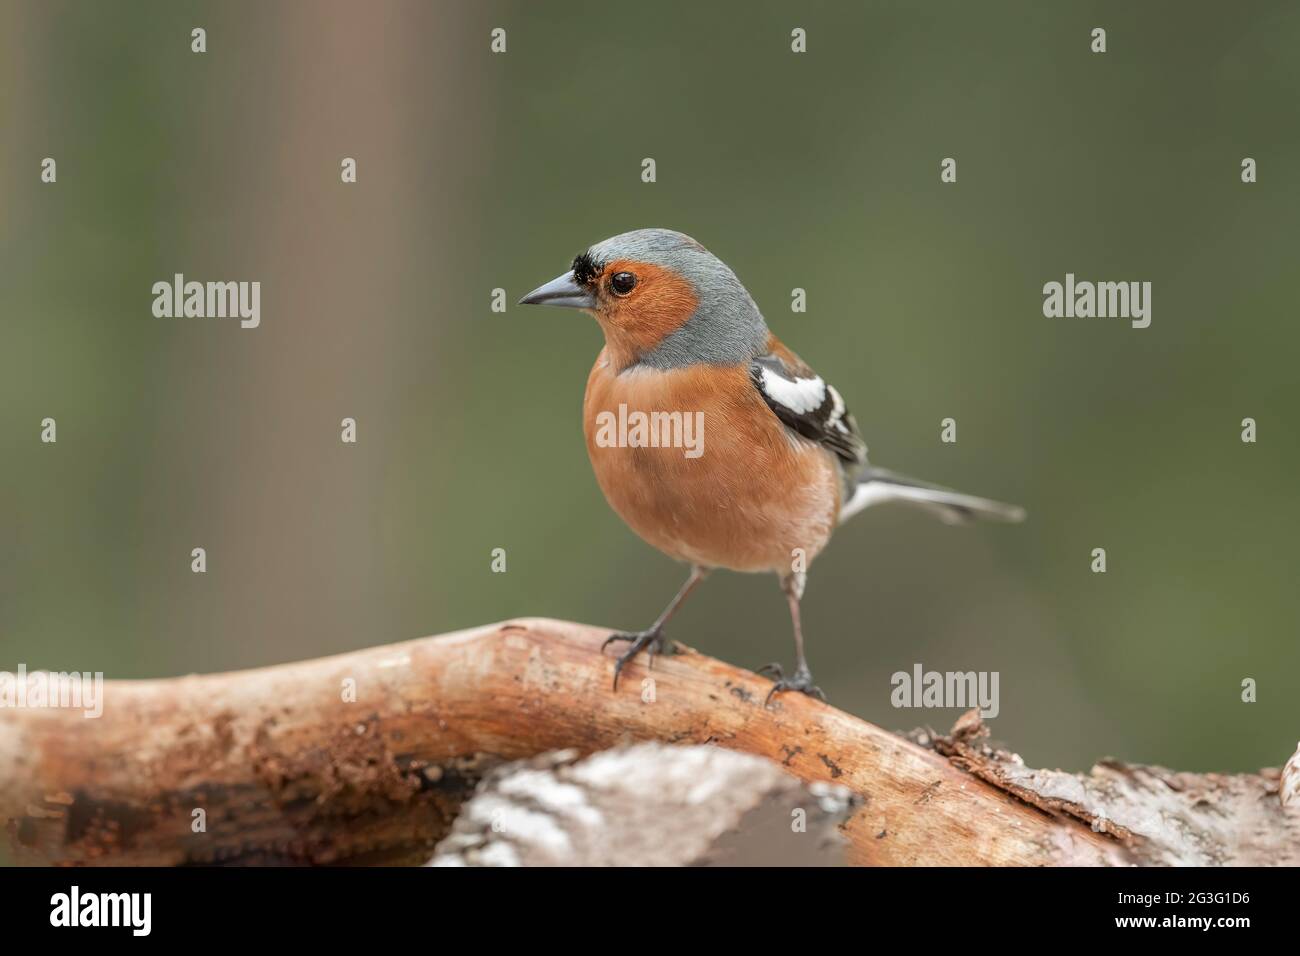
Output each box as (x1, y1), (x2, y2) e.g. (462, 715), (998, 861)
(2, 0), (1297, 776)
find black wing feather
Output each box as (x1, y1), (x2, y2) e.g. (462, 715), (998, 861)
(749, 353), (867, 468)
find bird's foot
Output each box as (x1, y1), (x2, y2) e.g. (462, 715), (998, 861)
(757, 662), (826, 706)
(602, 627), (677, 691)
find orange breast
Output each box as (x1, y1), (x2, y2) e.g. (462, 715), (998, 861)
(583, 351), (841, 574)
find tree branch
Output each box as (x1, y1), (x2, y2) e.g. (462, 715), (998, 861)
(1, 618), (1291, 865)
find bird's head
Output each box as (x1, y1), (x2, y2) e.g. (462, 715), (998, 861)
(520, 228), (768, 370)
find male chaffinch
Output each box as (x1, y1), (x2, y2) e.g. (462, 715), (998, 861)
(521, 228), (1024, 703)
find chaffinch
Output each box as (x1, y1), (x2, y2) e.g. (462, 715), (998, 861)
(521, 228), (1024, 703)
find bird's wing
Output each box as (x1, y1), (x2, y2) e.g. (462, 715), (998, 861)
(751, 345), (1024, 525)
(749, 347), (868, 469)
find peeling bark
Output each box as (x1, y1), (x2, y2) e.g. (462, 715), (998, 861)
(428, 743), (857, 866)
(927, 710), (1300, 866)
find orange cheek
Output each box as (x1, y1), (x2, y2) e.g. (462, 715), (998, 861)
(597, 262), (698, 366)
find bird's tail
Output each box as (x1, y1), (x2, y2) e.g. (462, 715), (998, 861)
(839, 467), (1026, 525)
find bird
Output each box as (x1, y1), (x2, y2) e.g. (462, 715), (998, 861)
(520, 228), (1024, 704)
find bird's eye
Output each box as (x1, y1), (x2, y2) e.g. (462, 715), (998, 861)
(609, 272), (637, 296)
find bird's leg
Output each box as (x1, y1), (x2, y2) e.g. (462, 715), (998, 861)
(603, 565), (710, 691)
(761, 571), (826, 705)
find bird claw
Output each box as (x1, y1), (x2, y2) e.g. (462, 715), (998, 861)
(603, 628), (675, 691)
(761, 664), (826, 707)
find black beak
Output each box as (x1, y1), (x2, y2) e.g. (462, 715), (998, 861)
(518, 270), (597, 310)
